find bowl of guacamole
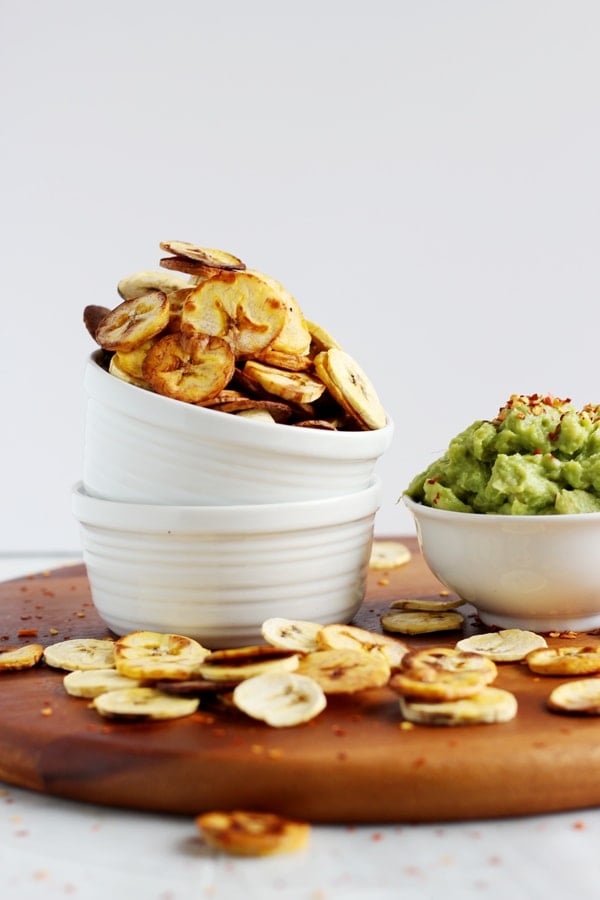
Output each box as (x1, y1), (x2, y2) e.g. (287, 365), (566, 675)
(402, 394), (600, 632)
(404, 394), (600, 515)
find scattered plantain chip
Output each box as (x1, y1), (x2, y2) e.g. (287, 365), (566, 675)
(398, 687), (518, 726)
(456, 629), (547, 662)
(0, 644), (44, 672)
(381, 610), (465, 635)
(369, 540), (412, 570)
(196, 809), (310, 856)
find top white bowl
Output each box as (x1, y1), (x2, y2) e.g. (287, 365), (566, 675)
(82, 352), (393, 505)
(404, 495), (600, 633)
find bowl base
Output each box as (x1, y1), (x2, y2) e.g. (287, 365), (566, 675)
(477, 608), (600, 634)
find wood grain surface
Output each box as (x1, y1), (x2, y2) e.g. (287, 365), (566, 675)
(1, 540), (600, 823)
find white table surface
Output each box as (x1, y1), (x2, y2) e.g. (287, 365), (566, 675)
(1, 555), (599, 900)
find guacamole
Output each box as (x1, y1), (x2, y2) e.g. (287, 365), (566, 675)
(404, 394), (600, 515)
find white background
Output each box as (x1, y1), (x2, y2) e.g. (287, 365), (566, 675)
(2, 0), (600, 553)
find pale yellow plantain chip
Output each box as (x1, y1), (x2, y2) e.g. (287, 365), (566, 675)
(0, 644), (44, 672)
(316, 623), (409, 670)
(390, 647), (497, 702)
(159, 241), (246, 271)
(233, 407), (276, 423)
(526, 646), (600, 676)
(242, 360), (326, 405)
(114, 338), (158, 381)
(95, 291), (170, 353)
(381, 610), (464, 635)
(305, 319), (342, 354)
(261, 617), (322, 654)
(142, 332), (235, 404)
(398, 686), (518, 726)
(181, 271), (288, 358)
(117, 270), (190, 301)
(456, 629), (547, 662)
(199, 645), (300, 683)
(63, 668), (142, 698)
(93, 687), (199, 720)
(232, 671), (327, 727)
(114, 631), (210, 681)
(196, 810), (310, 857)
(401, 646), (497, 680)
(295, 647), (390, 694)
(369, 540), (412, 570)
(390, 596), (463, 612)
(313, 348), (387, 430)
(43, 638), (116, 672)
(248, 270), (311, 357)
(109, 353), (151, 389)
(547, 678), (600, 715)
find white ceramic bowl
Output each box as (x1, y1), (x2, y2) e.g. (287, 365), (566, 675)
(404, 495), (600, 632)
(82, 352), (393, 505)
(72, 478), (382, 648)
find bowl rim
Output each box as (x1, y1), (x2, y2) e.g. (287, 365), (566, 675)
(73, 477), (383, 533)
(85, 352), (394, 460)
(402, 494), (600, 524)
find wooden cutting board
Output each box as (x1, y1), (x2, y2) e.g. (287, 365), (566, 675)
(1, 539), (600, 824)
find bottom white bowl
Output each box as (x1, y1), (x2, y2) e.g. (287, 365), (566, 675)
(72, 479), (382, 648)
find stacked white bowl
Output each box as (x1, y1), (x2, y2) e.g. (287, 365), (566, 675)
(73, 351), (393, 648)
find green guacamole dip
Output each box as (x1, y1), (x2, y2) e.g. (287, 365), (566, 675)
(404, 394), (600, 515)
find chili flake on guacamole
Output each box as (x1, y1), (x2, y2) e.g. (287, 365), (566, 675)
(404, 394), (600, 515)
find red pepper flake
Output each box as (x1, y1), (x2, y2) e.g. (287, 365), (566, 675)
(413, 756), (426, 768)
(331, 724), (347, 737)
(371, 832), (383, 842)
(336, 751), (348, 761)
(42, 589), (55, 597)
(17, 628), (39, 638)
(573, 820), (586, 830)
(19, 615), (32, 621)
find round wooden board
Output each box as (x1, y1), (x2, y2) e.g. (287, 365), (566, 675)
(1, 539), (600, 823)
